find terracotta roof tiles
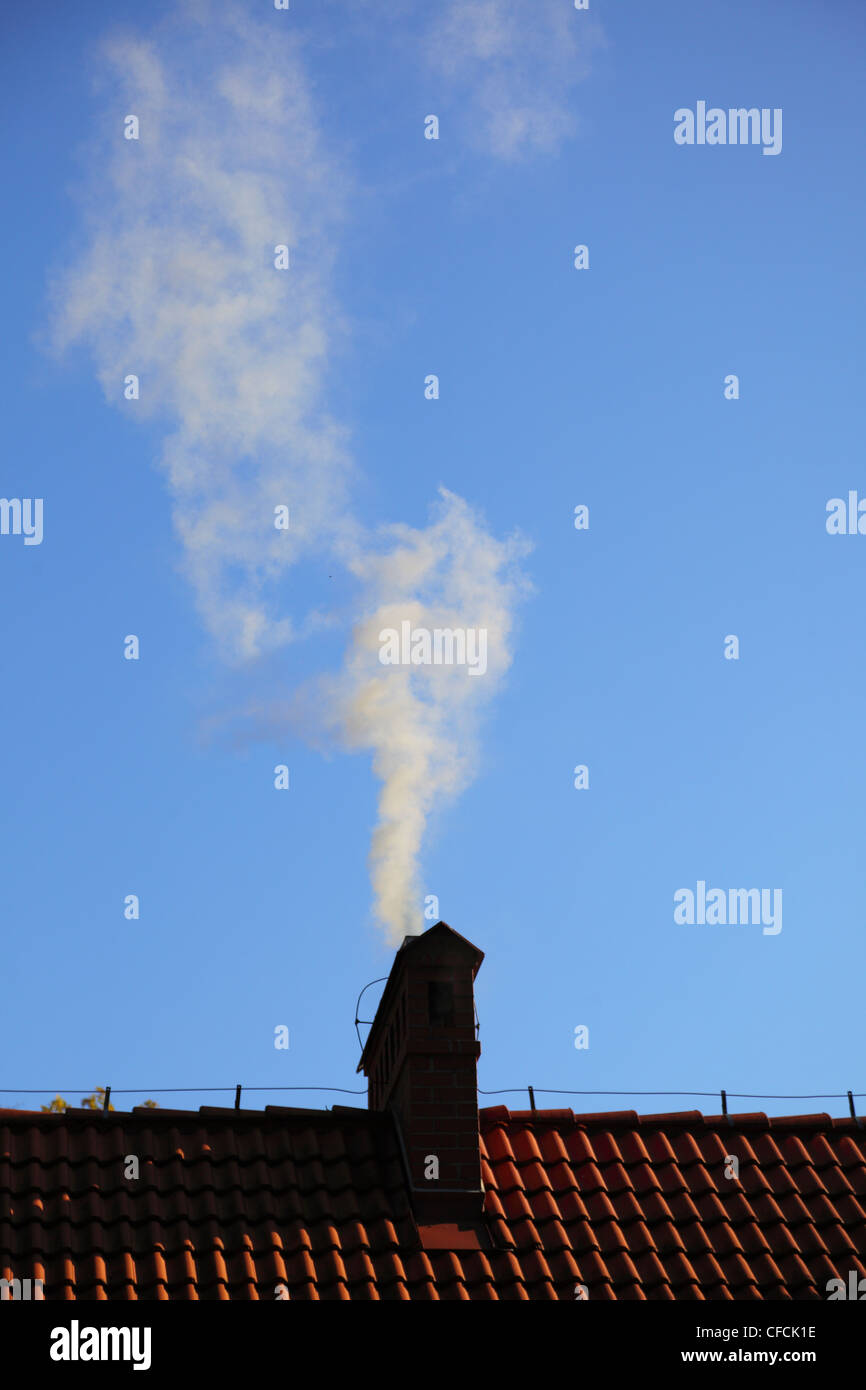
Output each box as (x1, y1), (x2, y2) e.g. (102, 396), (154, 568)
(1, 1104), (865, 1299)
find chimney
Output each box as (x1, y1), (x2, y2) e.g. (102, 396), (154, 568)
(358, 921), (484, 1221)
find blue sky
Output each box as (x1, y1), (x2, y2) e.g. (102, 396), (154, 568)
(1, 0), (864, 1121)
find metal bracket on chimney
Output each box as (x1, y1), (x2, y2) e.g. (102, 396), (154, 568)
(354, 976), (390, 1056)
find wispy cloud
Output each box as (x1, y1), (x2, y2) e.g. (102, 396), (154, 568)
(425, 0), (604, 160)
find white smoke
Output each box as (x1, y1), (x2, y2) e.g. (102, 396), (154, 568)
(333, 489), (529, 943)
(49, 3), (529, 942)
(49, 5), (352, 661)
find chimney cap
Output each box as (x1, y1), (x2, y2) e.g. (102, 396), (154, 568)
(356, 921), (484, 1074)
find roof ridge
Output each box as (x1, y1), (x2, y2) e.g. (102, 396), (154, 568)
(0, 1105), (386, 1126)
(478, 1105), (866, 1132)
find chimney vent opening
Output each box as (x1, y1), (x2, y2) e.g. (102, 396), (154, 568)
(427, 981), (454, 1027)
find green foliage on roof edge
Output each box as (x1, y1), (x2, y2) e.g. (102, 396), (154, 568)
(40, 1086), (158, 1112)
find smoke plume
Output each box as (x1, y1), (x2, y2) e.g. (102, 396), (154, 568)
(49, 3), (528, 942)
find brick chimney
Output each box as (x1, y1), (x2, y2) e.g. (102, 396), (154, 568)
(357, 922), (484, 1221)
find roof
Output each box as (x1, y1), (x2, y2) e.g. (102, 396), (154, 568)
(2, 1102), (864, 1299)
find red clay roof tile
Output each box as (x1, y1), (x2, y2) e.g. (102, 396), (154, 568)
(0, 1104), (863, 1299)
